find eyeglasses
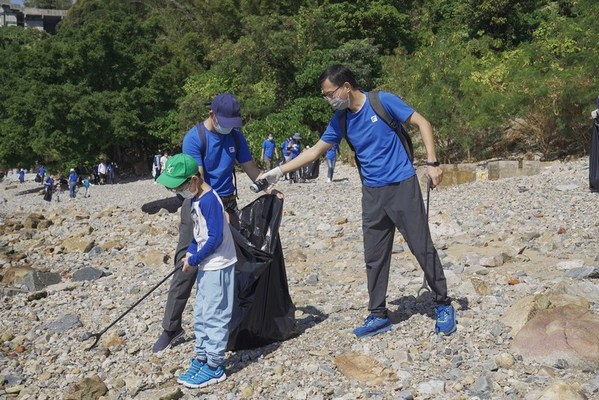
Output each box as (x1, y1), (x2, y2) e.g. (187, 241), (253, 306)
(322, 86), (341, 100)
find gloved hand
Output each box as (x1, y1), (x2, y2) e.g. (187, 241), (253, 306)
(592, 109), (598, 119)
(262, 166), (283, 186)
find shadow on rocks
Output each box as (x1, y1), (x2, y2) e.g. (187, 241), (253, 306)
(388, 294), (470, 324)
(225, 305), (328, 376)
(15, 187), (45, 196)
(141, 195), (183, 214)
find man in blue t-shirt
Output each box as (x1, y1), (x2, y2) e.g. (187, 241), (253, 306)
(153, 93), (273, 353)
(261, 64), (456, 338)
(261, 133), (277, 171)
(68, 168), (78, 199)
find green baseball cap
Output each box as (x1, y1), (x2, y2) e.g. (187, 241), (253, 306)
(156, 153), (199, 188)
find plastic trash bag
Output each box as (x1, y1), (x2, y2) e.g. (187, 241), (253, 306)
(227, 194), (297, 350)
(299, 159), (320, 180)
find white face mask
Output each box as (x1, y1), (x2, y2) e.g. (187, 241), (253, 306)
(214, 122), (233, 135)
(327, 95), (350, 110)
(177, 187), (195, 199)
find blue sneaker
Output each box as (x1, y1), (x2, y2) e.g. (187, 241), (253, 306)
(176, 358), (205, 385)
(352, 315), (392, 338)
(435, 304), (457, 336)
(182, 363), (226, 389)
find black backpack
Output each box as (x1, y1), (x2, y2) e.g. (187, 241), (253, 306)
(339, 90), (414, 178)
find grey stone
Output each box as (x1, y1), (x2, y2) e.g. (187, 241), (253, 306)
(565, 266), (599, 280)
(20, 271), (62, 292)
(472, 375), (493, 396)
(46, 314), (82, 332)
(72, 267), (105, 282)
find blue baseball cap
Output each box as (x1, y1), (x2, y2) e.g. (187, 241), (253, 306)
(211, 93), (243, 128)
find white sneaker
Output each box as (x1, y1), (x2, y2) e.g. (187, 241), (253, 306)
(327, 178), (332, 183)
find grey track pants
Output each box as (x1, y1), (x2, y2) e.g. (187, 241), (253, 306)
(161, 197), (239, 332)
(361, 175), (450, 317)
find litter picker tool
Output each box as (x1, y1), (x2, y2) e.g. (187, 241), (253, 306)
(84, 266), (181, 350)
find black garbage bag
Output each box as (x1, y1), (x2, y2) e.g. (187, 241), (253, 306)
(43, 189), (52, 202)
(227, 194), (296, 350)
(590, 120), (599, 192)
(298, 159), (320, 180)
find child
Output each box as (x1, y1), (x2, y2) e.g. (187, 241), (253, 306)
(156, 153), (237, 389)
(82, 176), (91, 197)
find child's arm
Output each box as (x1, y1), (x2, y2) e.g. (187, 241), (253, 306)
(186, 195), (225, 267)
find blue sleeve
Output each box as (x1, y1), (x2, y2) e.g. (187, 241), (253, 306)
(182, 125), (204, 167)
(320, 111), (344, 146)
(234, 130), (253, 164)
(187, 194), (225, 266)
(262, 139), (267, 149)
(378, 91), (415, 124)
(187, 240), (198, 255)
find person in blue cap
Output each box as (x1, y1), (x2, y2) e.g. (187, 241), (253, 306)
(153, 93), (276, 353)
(261, 64), (456, 338)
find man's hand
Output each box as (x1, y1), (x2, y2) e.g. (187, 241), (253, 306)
(427, 166), (443, 188)
(260, 167), (284, 186)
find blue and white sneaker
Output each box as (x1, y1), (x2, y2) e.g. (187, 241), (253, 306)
(352, 315), (392, 338)
(182, 363), (227, 389)
(176, 358), (205, 385)
(434, 304), (457, 336)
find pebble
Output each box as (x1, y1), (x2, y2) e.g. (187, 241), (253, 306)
(1, 159), (599, 398)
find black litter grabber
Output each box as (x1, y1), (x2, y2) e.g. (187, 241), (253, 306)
(417, 176), (433, 297)
(83, 266), (181, 350)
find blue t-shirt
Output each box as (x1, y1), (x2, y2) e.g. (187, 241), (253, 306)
(68, 171), (78, 183)
(326, 144), (338, 161)
(262, 139), (276, 158)
(182, 123), (253, 196)
(320, 91), (415, 187)
(281, 140), (290, 157)
(289, 140), (301, 159)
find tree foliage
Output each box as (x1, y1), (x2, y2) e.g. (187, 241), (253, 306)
(1, 0), (598, 172)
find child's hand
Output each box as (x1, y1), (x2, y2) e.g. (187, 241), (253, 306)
(181, 253), (195, 273)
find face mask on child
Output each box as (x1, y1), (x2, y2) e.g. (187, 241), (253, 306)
(177, 188), (195, 199)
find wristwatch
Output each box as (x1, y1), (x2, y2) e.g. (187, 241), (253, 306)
(425, 161), (440, 167)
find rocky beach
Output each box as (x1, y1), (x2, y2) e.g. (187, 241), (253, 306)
(1, 158), (599, 400)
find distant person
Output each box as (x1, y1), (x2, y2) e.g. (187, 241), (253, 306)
(68, 168), (78, 199)
(288, 133), (302, 183)
(157, 153), (236, 389)
(590, 97), (599, 193)
(325, 143), (339, 183)
(37, 165), (46, 184)
(160, 152), (169, 173)
(261, 64), (456, 338)
(92, 164), (99, 185)
(18, 169), (25, 184)
(261, 133), (277, 170)
(153, 150), (162, 181)
(98, 162), (107, 184)
(43, 175), (54, 202)
(82, 176), (91, 197)
(106, 162), (115, 184)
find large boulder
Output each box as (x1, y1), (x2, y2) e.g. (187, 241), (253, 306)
(512, 304), (599, 367)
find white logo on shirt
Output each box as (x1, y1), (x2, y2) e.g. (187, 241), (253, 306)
(371, 115), (378, 123)
(229, 146), (236, 153)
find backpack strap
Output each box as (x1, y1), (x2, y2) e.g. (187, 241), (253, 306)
(195, 123), (241, 198)
(368, 90), (414, 161)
